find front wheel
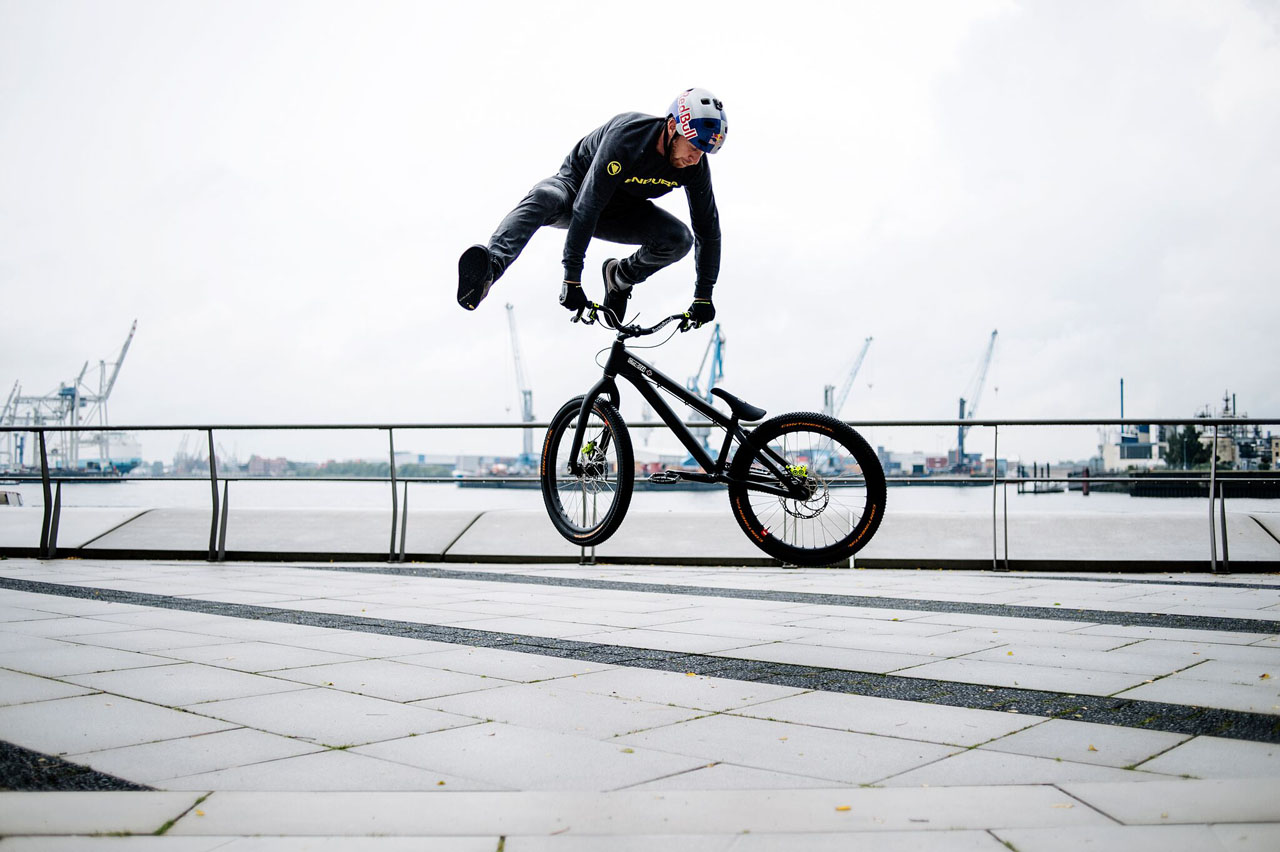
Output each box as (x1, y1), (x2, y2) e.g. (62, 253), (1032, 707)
(728, 412), (886, 566)
(540, 395), (634, 547)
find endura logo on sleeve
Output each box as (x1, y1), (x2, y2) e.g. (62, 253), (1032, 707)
(606, 161), (622, 176)
(624, 177), (680, 188)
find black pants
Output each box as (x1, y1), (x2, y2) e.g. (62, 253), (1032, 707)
(487, 177), (693, 285)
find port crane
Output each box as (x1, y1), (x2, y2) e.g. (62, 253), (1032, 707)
(504, 304), (537, 471)
(822, 337), (873, 419)
(954, 329), (998, 472)
(1, 320), (137, 471)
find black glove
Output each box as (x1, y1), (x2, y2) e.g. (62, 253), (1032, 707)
(686, 298), (715, 327)
(560, 280), (589, 311)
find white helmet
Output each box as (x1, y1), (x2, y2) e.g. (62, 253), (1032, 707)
(667, 88), (728, 154)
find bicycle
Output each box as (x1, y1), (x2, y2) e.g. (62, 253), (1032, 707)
(539, 304), (887, 566)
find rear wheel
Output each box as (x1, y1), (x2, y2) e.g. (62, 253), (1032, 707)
(728, 412), (886, 566)
(540, 396), (634, 546)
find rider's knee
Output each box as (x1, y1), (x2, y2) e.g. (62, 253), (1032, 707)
(662, 225), (694, 260)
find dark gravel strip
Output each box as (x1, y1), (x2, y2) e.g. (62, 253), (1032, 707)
(0, 740), (153, 791)
(3, 575), (1279, 744)
(285, 562), (1280, 636)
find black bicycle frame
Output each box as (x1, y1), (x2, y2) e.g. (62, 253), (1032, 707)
(566, 336), (809, 500)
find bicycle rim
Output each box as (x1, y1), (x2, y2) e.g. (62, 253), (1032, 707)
(541, 398), (633, 544)
(730, 413), (885, 564)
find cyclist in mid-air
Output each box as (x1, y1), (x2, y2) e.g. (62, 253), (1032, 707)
(457, 87), (727, 327)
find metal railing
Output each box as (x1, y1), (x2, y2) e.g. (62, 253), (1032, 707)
(2, 417), (1276, 572)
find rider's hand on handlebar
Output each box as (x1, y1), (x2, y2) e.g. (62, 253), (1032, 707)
(684, 298), (715, 328)
(560, 280), (589, 311)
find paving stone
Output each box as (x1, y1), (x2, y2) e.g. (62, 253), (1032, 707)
(616, 713), (960, 785)
(1070, 624), (1269, 646)
(162, 747), (503, 792)
(1165, 658), (1280, 686)
(0, 694), (234, 755)
(0, 791), (202, 836)
(216, 840), (500, 851)
(167, 787), (1112, 836)
(940, 626), (1136, 651)
(979, 718), (1191, 767)
(0, 838), (233, 851)
(1, 616), (148, 639)
(353, 722), (709, 791)
(391, 646), (615, 682)
(506, 831), (1010, 851)
(0, 632), (75, 654)
(894, 657), (1149, 695)
(1136, 735), (1280, 779)
(877, 748), (1175, 787)
(58, 627), (243, 653)
(269, 658), (501, 702)
(284, 632), (459, 658)
(0, 644), (175, 677)
(553, 667), (807, 712)
(414, 681), (707, 738)
(1060, 778), (1280, 824)
(568, 627), (760, 654)
(0, 668), (95, 707)
(1210, 823), (1280, 851)
(192, 687), (479, 748)
(64, 662), (309, 707)
(993, 824), (1229, 852)
(786, 628), (1012, 659)
(619, 761), (851, 791)
(961, 644), (1196, 676)
(729, 689), (1044, 747)
(712, 641), (935, 674)
(1113, 677), (1280, 714)
(152, 641), (361, 673)
(72, 727), (325, 784)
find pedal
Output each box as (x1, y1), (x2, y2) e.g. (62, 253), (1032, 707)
(647, 470), (684, 485)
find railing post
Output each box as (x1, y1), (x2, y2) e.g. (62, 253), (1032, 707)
(1002, 480), (1009, 571)
(1218, 478), (1228, 570)
(398, 480), (409, 562)
(217, 479), (230, 562)
(992, 425), (1003, 571)
(38, 431), (52, 559)
(48, 481), (62, 559)
(388, 429), (399, 562)
(207, 429), (220, 562)
(1209, 423), (1219, 573)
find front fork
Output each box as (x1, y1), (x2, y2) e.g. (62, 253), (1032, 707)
(567, 377), (621, 476)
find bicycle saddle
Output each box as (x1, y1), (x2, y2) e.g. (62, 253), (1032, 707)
(711, 388), (767, 422)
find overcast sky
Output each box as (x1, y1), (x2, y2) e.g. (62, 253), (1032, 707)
(2, 0), (1277, 465)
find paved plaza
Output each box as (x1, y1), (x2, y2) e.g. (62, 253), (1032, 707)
(0, 556), (1278, 848)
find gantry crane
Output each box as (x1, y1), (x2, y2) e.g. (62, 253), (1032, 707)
(823, 337), (872, 419)
(955, 329), (998, 472)
(504, 304), (536, 470)
(2, 320), (137, 470)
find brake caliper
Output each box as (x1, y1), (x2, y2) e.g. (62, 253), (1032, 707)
(786, 464), (808, 478)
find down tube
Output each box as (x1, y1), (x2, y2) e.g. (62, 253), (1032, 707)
(624, 370), (717, 472)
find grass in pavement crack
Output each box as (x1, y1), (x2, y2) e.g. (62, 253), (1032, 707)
(155, 792), (210, 836)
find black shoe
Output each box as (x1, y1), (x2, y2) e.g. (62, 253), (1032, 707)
(601, 258), (632, 321)
(458, 245), (494, 310)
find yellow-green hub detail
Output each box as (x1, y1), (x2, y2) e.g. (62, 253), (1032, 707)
(787, 464), (808, 477)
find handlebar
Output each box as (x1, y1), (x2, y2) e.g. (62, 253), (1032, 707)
(572, 303), (695, 337)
